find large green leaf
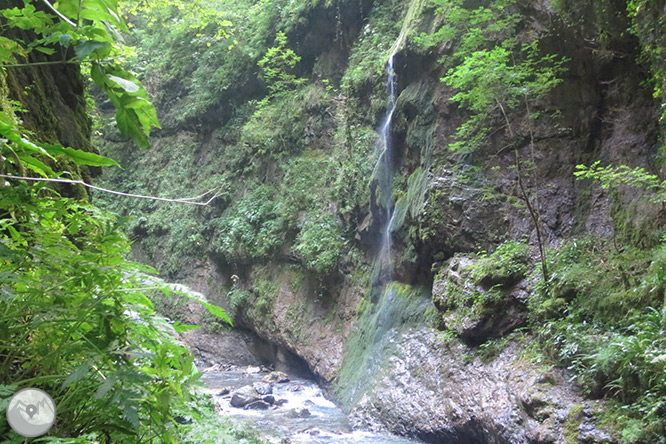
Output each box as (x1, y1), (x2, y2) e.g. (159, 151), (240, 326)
(89, 63), (159, 149)
(82, 0), (126, 30)
(74, 39), (108, 60)
(108, 74), (140, 93)
(121, 96), (160, 132)
(1, 120), (119, 167)
(56, 146), (120, 167)
(115, 106), (150, 149)
(21, 155), (55, 177)
(55, 0), (82, 19)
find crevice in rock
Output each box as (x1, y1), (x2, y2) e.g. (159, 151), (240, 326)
(249, 333), (316, 381)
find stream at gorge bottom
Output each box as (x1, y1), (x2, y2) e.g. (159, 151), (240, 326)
(201, 368), (422, 444)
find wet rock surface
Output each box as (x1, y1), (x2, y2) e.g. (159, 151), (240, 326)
(347, 328), (611, 444)
(245, 400), (272, 410)
(288, 407), (312, 418)
(230, 385), (261, 408)
(254, 381), (274, 395)
(177, 322), (266, 369)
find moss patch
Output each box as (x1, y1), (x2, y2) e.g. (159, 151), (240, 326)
(564, 404), (584, 444)
(334, 282), (430, 408)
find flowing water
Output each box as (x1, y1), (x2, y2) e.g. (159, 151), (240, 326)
(202, 370), (421, 444)
(373, 34), (404, 288)
(200, 24), (424, 444)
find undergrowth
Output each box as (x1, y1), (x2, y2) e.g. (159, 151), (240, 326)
(530, 237), (666, 443)
(0, 185), (229, 442)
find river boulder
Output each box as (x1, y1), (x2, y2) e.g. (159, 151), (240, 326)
(230, 385), (261, 408)
(262, 371), (290, 384)
(253, 382), (273, 395)
(245, 400), (272, 410)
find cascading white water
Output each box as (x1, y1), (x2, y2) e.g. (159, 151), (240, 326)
(374, 36), (403, 287)
(204, 369), (420, 444)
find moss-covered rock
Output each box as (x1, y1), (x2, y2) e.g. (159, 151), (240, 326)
(431, 242), (530, 345)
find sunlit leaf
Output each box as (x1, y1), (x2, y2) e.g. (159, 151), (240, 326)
(108, 74), (140, 93)
(172, 322), (201, 333)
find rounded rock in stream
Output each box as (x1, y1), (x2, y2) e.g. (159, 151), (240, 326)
(244, 400), (272, 410)
(262, 371), (290, 384)
(253, 382), (273, 395)
(230, 385), (260, 408)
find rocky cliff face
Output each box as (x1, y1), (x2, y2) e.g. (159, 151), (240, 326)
(3, 15), (97, 194)
(94, 0), (665, 442)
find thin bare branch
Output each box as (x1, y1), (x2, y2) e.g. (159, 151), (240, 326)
(2, 60), (78, 68)
(0, 174), (224, 206)
(41, 0), (78, 27)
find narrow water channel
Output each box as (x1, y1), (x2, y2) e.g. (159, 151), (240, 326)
(201, 369), (422, 444)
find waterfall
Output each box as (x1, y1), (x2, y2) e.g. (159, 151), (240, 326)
(373, 35), (404, 290)
(335, 0), (430, 410)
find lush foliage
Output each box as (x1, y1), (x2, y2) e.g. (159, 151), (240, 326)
(471, 239), (530, 284)
(529, 237), (666, 443)
(575, 161), (666, 199)
(257, 31), (305, 100)
(529, 162), (666, 442)
(0, 184), (204, 442)
(121, 0), (233, 41)
(419, 0), (567, 153)
(341, 0), (402, 94)
(0, 81), (233, 444)
(1, 0), (160, 149)
(627, 0), (666, 128)
(0, 2), (238, 441)
(213, 185), (287, 263)
(292, 211), (346, 274)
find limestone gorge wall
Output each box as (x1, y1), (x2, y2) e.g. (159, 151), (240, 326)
(95, 0), (665, 443)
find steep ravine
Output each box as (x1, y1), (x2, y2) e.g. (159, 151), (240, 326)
(94, 1), (665, 443)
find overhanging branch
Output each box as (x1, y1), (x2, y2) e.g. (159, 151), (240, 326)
(0, 174), (224, 206)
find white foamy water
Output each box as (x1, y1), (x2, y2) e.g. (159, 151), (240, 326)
(202, 369), (421, 444)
